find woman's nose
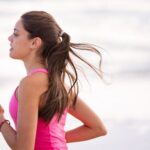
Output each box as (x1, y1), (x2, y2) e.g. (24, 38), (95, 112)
(8, 34), (12, 42)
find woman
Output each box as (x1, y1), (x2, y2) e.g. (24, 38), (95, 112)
(0, 11), (107, 150)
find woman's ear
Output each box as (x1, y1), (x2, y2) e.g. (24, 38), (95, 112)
(30, 37), (42, 50)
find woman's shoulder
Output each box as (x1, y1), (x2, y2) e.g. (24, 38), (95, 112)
(18, 72), (48, 96)
(21, 72), (48, 86)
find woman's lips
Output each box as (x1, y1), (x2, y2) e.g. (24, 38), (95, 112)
(9, 47), (13, 51)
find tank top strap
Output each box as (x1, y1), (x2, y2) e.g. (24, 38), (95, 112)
(28, 68), (48, 76)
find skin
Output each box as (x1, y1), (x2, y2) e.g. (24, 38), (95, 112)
(0, 18), (107, 150)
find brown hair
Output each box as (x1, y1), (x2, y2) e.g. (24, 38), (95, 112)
(21, 11), (103, 122)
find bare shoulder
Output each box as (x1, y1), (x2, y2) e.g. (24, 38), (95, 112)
(20, 72), (48, 88)
(17, 72), (48, 102)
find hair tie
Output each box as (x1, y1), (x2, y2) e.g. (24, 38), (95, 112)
(60, 31), (64, 37)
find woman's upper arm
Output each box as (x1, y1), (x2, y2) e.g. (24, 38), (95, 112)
(15, 75), (46, 150)
(68, 97), (106, 131)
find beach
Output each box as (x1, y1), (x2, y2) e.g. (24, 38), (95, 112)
(0, 0), (150, 149)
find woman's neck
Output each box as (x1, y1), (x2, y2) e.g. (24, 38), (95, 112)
(24, 62), (46, 75)
(22, 54), (46, 75)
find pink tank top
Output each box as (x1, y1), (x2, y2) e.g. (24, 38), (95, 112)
(9, 68), (68, 150)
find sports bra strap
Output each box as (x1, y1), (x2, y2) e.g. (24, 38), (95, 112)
(28, 68), (48, 76)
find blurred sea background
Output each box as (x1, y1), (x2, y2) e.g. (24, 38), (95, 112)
(0, 0), (150, 149)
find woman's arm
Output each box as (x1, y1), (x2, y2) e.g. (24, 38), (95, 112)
(0, 73), (48, 150)
(0, 106), (17, 148)
(66, 97), (107, 143)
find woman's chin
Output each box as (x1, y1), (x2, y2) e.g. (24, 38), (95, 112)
(9, 52), (16, 59)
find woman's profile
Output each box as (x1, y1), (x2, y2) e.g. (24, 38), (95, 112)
(0, 11), (107, 150)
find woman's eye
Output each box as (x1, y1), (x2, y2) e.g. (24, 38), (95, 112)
(13, 33), (18, 36)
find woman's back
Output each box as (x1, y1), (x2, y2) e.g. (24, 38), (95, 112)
(35, 111), (67, 150)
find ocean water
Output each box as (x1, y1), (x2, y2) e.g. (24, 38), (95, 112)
(0, 0), (150, 150)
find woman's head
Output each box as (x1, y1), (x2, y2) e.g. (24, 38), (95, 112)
(9, 11), (70, 63)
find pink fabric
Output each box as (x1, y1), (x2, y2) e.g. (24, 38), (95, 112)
(9, 68), (68, 150)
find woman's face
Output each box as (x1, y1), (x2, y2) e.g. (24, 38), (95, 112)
(8, 19), (33, 60)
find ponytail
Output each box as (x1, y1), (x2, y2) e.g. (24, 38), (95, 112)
(39, 32), (102, 122)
